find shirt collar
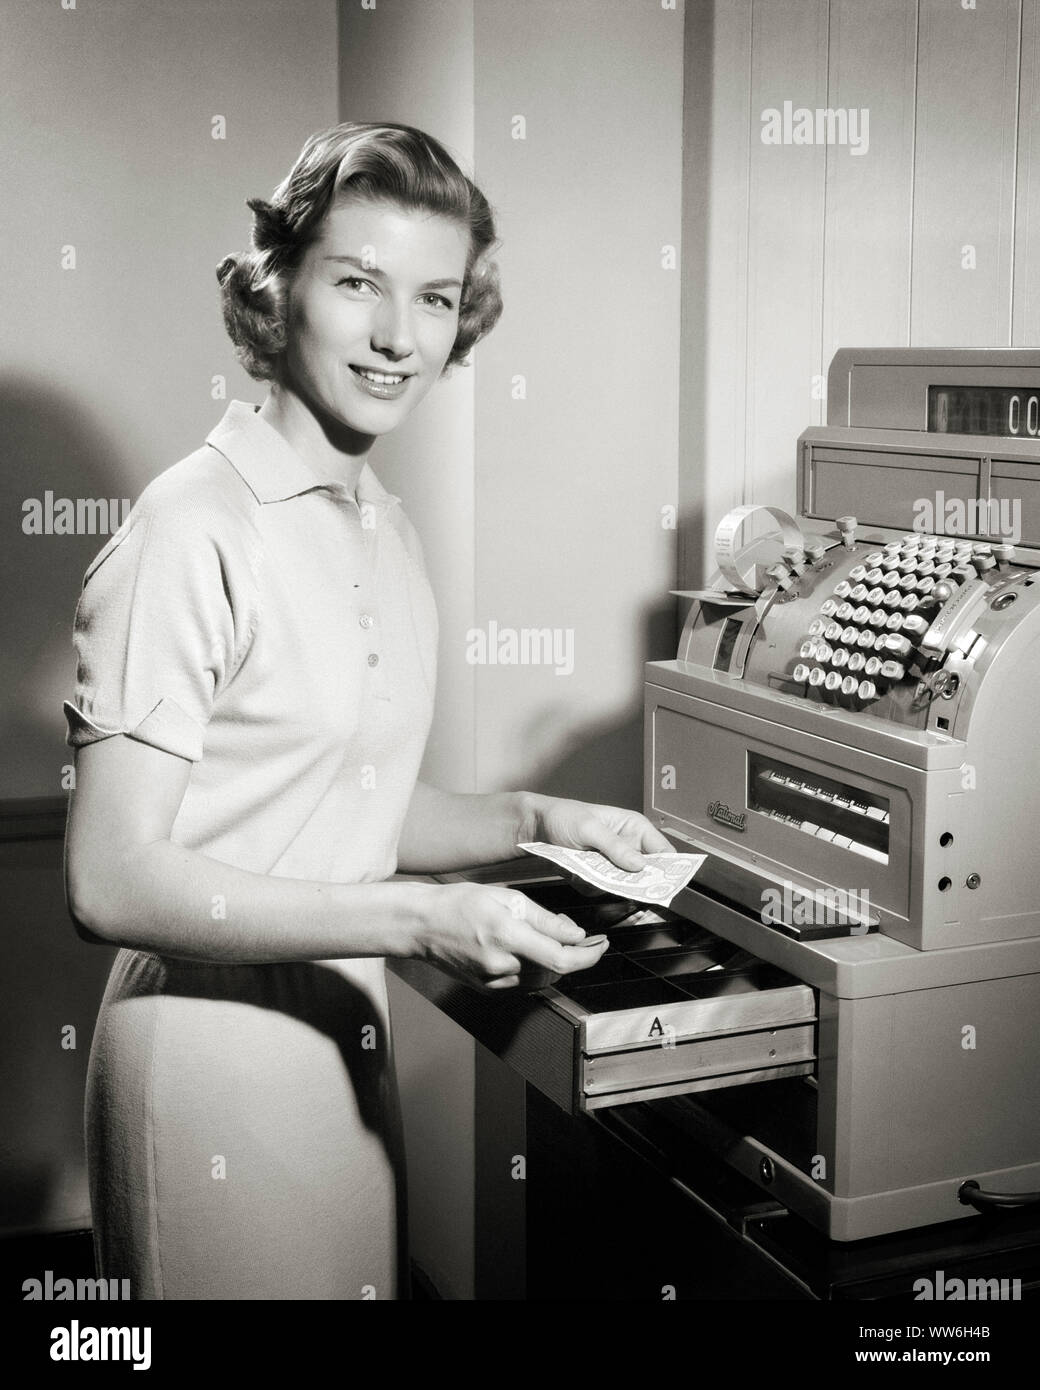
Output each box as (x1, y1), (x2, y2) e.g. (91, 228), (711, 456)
(205, 399), (402, 510)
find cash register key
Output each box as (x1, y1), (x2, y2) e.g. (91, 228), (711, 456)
(952, 564), (976, 583)
(973, 542), (993, 554)
(880, 571), (901, 589)
(766, 563), (796, 591)
(883, 633), (914, 659)
(915, 575), (936, 594)
(995, 543), (1014, 570)
(864, 655), (883, 677)
(833, 579), (853, 597)
(837, 516), (858, 548)
(885, 612), (904, 631)
(897, 574), (918, 591)
(808, 617), (826, 636)
(841, 625), (859, 645)
(864, 552), (884, 567)
(915, 559), (936, 576)
(849, 584), (869, 602)
(897, 558), (918, 574)
(849, 564), (867, 581)
(858, 679), (879, 701)
(880, 659), (906, 682)
(841, 674), (860, 697)
(793, 662), (811, 683)
(799, 640), (819, 660)
(808, 666), (827, 687)
(851, 606), (870, 625)
(835, 602), (855, 621)
(934, 562), (954, 578)
(820, 598), (839, 616)
(847, 650), (866, 673)
(864, 568), (884, 585)
(883, 541), (901, 554)
(882, 590), (903, 609)
(824, 621), (843, 641)
(832, 647), (850, 668)
(857, 629), (877, 649)
(866, 586), (885, 605)
(900, 593), (920, 610)
(805, 541), (828, 564)
(868, 609), (889, 627)
(972, 553), (996, 572)
(902, 613), (929, 637)
(824, 670), (843, 692)
(816, 642), (834, 663)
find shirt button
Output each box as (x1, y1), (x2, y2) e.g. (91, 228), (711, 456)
(367, 653), (379, 667)
(359, 614), (374, 629)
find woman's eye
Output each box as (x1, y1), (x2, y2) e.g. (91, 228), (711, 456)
(419, 293), (454, 310)
(337, 276), (376, 294)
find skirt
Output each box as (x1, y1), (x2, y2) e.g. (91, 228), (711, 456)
(85, 948), (409, 1300)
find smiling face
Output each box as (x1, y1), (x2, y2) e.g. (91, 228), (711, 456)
(280, 196), (470, 438)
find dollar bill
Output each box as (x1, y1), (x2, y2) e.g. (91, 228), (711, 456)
(517, 842), (706, 906)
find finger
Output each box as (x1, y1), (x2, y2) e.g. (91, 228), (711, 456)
(577, 819), (648, 873)
(502, 919), (610, 974)
(635, 820), (675, 855)
(485, 973), (521, 990)
(489, 889), (586, 943)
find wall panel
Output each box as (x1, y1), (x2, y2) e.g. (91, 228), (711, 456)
(910, 0), (1020, 345)
(821, 0), (918, 363)
(745, 0), (830, 512)
(1013, 0), (1040, 342)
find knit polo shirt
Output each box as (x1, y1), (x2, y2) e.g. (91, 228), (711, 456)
(64, 399), (437, 886)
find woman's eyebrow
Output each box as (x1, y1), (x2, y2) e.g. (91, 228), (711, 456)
(324, 254), (382, 270)
(324, 254), (462, 291)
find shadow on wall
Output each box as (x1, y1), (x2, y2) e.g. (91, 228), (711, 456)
(516, 597), (678, 811)
(0, 378), (136, 800)
(0, 837), (116, 1235)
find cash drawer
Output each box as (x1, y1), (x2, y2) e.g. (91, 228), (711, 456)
(388, 864), (817, 1114)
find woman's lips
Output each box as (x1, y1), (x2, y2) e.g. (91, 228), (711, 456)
(349, 365), (411, 400)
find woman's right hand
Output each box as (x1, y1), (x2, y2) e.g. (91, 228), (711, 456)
(415, 882), (610, 991)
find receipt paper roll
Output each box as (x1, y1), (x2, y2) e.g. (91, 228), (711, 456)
(712, 505), (806, 595)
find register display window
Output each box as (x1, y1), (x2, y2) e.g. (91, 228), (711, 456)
(747, 752), (890, 864)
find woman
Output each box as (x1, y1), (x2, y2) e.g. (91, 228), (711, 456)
(63, 121), (671, 1300)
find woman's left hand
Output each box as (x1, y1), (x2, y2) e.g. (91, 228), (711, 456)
(533, 797), (674, 873)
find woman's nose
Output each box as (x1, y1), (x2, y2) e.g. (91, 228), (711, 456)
(371, 299), (414, 360)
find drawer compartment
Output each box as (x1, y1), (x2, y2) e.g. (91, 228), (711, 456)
(388, 863), (817, 1114)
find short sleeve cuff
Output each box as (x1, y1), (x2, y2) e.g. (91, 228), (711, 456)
(63, 696), (205, 762)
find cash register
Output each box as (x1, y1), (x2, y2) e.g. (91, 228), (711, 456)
(391, 349), (1040, 1252)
